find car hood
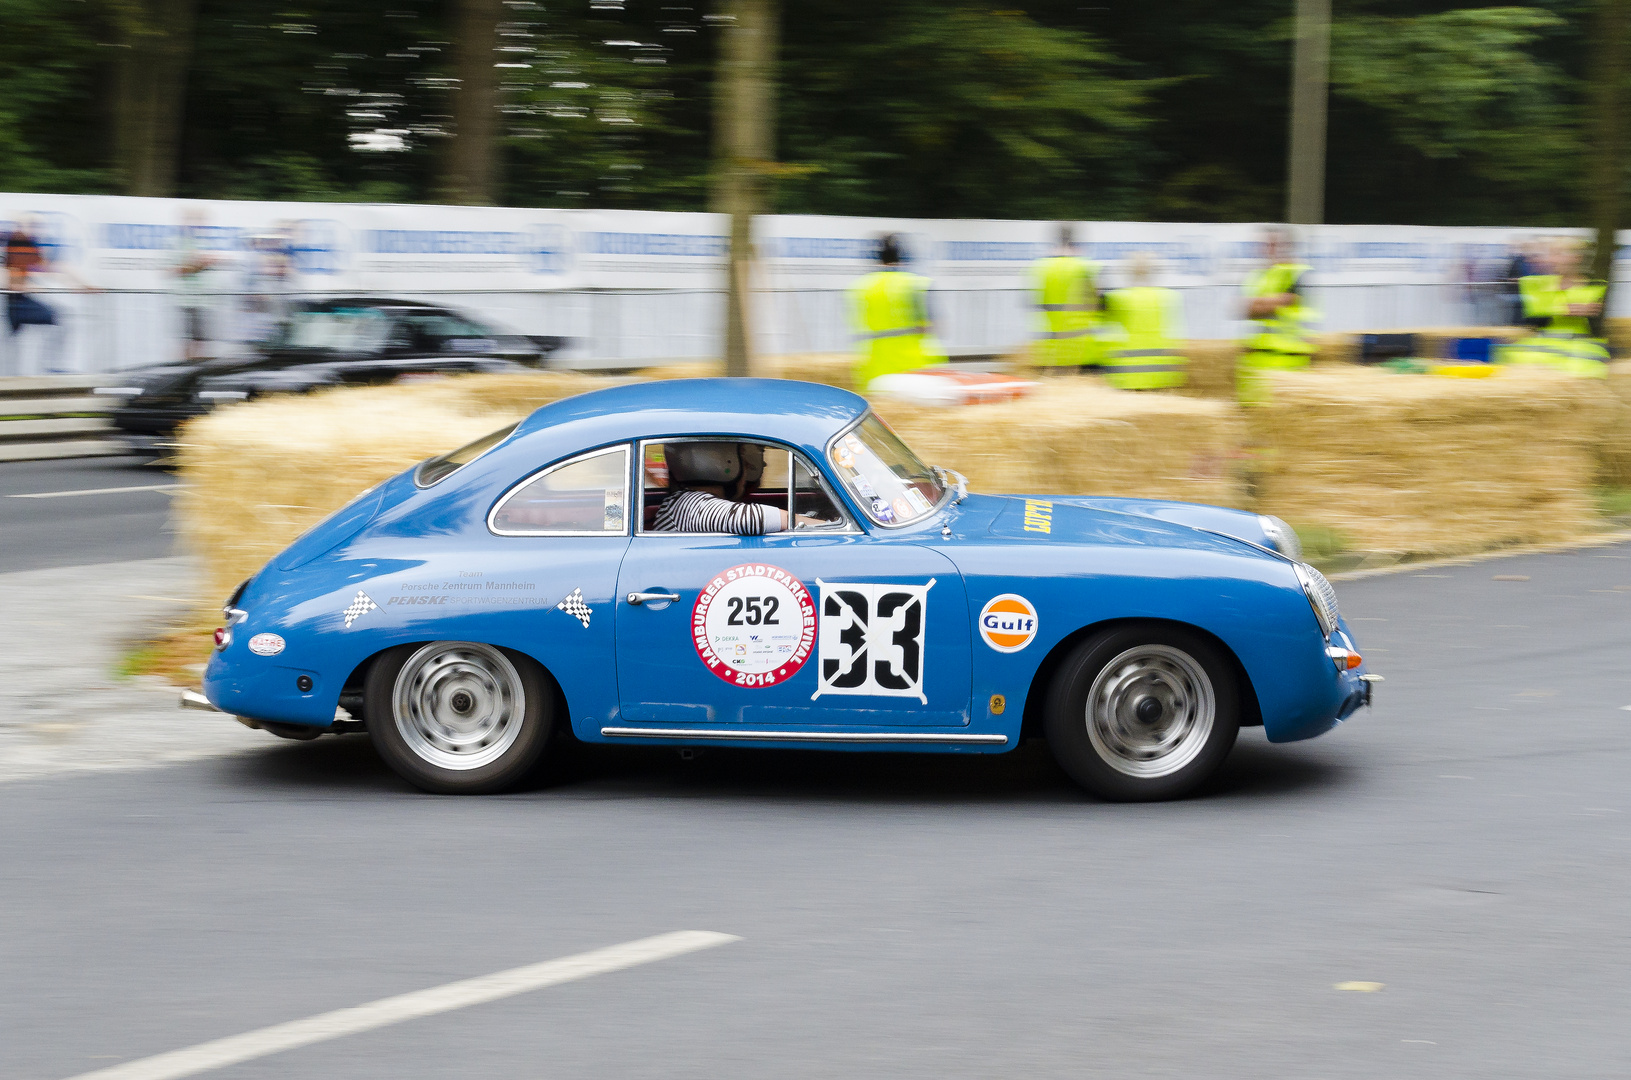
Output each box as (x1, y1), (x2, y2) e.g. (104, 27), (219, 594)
(982, 493), (1278, 558)
(104, 356), (284, 397)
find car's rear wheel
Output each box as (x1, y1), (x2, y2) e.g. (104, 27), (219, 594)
(366, 641), (553, 794)
(1044, 624), (1239, 801)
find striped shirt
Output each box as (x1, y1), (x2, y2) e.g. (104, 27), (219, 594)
(651, 490), (784, 535)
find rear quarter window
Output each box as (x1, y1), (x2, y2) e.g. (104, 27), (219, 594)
(415, 422), (520, 487)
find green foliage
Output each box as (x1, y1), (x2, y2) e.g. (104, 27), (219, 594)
(0, 0), (1608, 226)
(0, 0), (114, 192)
(777, 3), (1153, 218)
(1329, 7), (1578, 209)
(1594, 485), (1631, 519)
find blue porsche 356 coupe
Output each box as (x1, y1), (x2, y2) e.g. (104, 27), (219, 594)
(197, 378), (1373, 800)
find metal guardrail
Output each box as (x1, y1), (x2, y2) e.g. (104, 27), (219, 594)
(0, 375), (119, 463)
(0, 351), (1013, 464)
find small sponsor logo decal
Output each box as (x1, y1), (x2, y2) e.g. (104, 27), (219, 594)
(979, 593), (1039, 653)
(557, 587), (593, 628)
(693, 563), (816, 688)
(342, 590), (378, 628)
(247, 633), (285, 656)
(1023, 500), (1053, 535)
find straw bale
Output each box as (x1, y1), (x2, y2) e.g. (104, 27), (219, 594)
(1249, 366), (1610, 555)
(1181, 340), (1241, 400)
(874, 381), (1247, 507)
(1599, 360), (1631, 487)
(1608, 318), (1631, 357)
(174, 372), (618, 606)
(639, 353), (857, 388)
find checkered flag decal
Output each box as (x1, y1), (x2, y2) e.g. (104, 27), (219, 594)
(342, 590), (378, 629)
(557, 588), (592, 628)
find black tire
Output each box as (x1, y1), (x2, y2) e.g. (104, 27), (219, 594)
(365, 641), (555, 794)
(1044, 623), (1240, 802)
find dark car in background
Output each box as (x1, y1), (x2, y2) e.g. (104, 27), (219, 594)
(95, 297), (566, 454)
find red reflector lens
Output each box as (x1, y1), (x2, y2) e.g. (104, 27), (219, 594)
(213, 628), (227, 646)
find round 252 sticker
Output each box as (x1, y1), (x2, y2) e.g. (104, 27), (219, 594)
(693, 563), (816, 687)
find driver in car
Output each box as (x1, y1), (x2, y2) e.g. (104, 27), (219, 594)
(653, 442), (820, 534)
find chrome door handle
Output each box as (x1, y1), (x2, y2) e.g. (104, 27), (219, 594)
(627, 591), (681, 606)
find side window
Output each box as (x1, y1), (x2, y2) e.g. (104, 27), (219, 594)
(638, 440), (849, 533)
(490, 445), (630, 535)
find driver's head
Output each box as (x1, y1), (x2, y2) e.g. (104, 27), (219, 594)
(665, 442), (742, 492)
(737, 443), (766, 495)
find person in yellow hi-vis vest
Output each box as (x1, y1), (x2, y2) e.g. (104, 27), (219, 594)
(1100, 253), (1187, 390)
(1498, 238), (1608, 377)
(848, 233), (946, 390)
(1029, 224), (1100, 369)
(1239, 227), (1318, 403)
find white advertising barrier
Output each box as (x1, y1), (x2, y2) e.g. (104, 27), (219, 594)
(1, 191), (1621, 373)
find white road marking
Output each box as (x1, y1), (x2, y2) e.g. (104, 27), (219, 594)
(1620, 705), (1631, 712)
(61, 930), (739, 1080)
(8, 484), (182, 499)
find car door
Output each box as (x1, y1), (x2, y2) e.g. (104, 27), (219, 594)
(613, 439), (972, 728)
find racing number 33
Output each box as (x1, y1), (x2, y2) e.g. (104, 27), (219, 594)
(813, 578), (934, 704)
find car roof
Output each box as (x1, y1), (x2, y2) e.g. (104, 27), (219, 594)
(507, 378), (869, 459)
(305, 297), (445, 314)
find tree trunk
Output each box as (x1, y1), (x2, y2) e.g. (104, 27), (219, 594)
(446, 0), (504, 206)
(713, 0), (779, 377)
(108, 0), (198, 197)
(1285, 0), (1330, 225)
(1590, 0), (1631, 306)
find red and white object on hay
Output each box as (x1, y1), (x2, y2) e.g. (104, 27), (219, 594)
(869, 368), (1036, 406)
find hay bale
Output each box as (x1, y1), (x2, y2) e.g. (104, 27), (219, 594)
(640, 353), (858, 389)
(1249, 366), (1611, 556)
(1181, 340), (1240, 400)
(873, 381), (1247, 507)
(1608, 318), (1631, 358)
(174, 373), (618, 606)
(1600, 360), (1631, 488)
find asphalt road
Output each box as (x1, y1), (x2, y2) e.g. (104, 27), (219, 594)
(0, 457), (177, 572)
(3, 542), (1630, 1078)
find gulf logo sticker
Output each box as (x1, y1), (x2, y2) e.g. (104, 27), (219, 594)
(979, 593), (1039, 653)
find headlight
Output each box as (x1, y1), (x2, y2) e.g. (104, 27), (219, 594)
(1293, 562), (1339, 636)
(1258, 515), (1303, 560)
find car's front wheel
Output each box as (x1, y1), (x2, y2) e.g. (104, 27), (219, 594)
(1044, 624), (1239, 801)
(366, 641), (553, 794)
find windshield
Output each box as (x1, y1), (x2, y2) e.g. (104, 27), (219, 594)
(828, 413), (946, 526)
(277, 306), (392, 352)
(415, 422), (519, 487)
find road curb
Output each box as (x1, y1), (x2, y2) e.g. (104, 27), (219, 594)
(1327, 529), (1631, 582)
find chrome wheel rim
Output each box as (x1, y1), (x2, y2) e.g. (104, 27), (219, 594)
(392, 642), (525, 771)
(1085, 644), (1215, 778)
